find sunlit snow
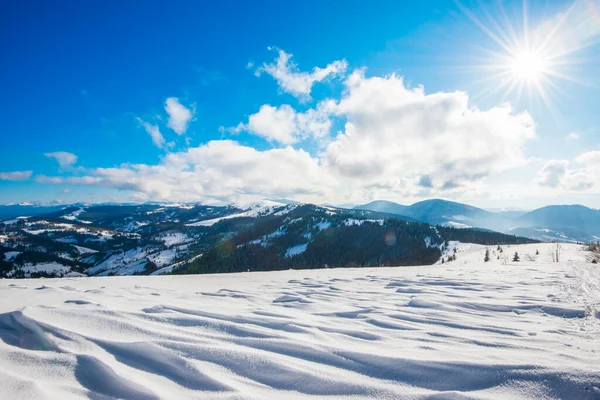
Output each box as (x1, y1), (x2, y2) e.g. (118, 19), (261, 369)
(0, 243), (598, 399)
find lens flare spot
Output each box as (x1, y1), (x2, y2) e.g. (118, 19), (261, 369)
(384, 231), (396, 246)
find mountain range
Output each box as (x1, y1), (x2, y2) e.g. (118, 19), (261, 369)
(0, 200), (537, 278)
(355, 199), (600, 242)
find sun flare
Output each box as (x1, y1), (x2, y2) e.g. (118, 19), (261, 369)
(457, 0), (599, 117)
(510, 50), (547, 82)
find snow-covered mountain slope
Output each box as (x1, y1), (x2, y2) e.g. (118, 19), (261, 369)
(0, 202), (293, 277)
(0, 202), (536, 278)
(0, 243), (598, 399)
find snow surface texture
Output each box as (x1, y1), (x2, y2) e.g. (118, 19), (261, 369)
(0, 243), (599, 399)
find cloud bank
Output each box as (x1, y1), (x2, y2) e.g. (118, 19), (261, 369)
(0, 171), (32, 181)
(536, 151), (600, 191)
(35, 50), (546, 204)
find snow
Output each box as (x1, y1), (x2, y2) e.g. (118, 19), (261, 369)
(121, 219), (150, 232)
(21, 220), (115, 240)
(87, 248), (150, 275)
(61, 207), (92, 224)
(1, 216), (29, 225)
(88, 247), (179, 276)
(7, 262), (75, 277)
(446, 221), (472, 229)
(314, 220), (332, 230)
(162, 203), (195, 209)
(150, 253), (204, 276)
(343, 218), (384, 226)
(159, 232), (191, 246)
(186, 212), (249, 226)
(187, 201), (289, 227)
(73, 245), (98, 255)
(3, 251), (20, 261)
(285, 243), (308, 258)
(64, 271), (87, 278)
(450, 214), (469, 221)
(149, 249), (177, 266)
(0, 242), (598, 399)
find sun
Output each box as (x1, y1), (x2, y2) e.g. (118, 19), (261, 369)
(456, 0), (599, 117)
(510, 50), (547, 82)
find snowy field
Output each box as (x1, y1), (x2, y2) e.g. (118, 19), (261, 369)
(0, 243), (599, 399)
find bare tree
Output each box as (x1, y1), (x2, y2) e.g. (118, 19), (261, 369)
(552, 243), (561, 263)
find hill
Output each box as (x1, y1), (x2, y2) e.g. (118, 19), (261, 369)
(0, 202), (536, 278)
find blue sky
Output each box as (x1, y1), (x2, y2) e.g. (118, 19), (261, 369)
(1, 0), (599, 208)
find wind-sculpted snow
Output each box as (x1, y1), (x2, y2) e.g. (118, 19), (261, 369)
(0, 243), (598, 399)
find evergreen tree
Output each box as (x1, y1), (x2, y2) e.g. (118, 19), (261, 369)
(484, 248), (490, 262)
(513, 252), (520, 262)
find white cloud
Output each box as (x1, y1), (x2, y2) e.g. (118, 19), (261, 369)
(137, 118), (167, 149)
(35, 175), (64, 184)
(44, 152), (78, 168)
(536, 160), (569, 188)
(227, 103), (332, 145)
(36, 72), (538, 204)
(43, 140), (333, 203)
(0, 170), (32, 181)
(536, 151), (599, 191)
(575, 151), (600, 166)
(255, 48), (348, 101)
(321, 70), (536, 191)
(566, 132), (580, 141)
(165, 97), (193, 135)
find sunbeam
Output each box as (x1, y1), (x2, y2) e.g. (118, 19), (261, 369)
(457, 0), (600, 115)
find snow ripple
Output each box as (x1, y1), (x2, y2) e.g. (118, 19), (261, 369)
(0, 243), (598, 399)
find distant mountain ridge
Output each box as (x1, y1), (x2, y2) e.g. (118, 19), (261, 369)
(356, 199), (600, 242)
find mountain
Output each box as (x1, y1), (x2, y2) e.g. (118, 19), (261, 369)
(355, 199), (600, 242)
(490, 210), (529, 219)
(354, 200), (409, 216)
(0, 204), (69, 220)
(0, 201), (536, 278)
(512, 205), (600, 242)
(402, 199), (492, 227)
(356, 199), (505, 230)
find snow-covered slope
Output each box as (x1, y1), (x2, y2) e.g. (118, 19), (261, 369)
(2, 202), (538, 278)
(0, 242), (598, 399)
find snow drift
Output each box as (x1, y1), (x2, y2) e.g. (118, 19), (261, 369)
(0, 243), (598, 399)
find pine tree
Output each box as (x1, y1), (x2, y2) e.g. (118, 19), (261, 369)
(484, 248), (490, 262)
(513, 252), (520, 262)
